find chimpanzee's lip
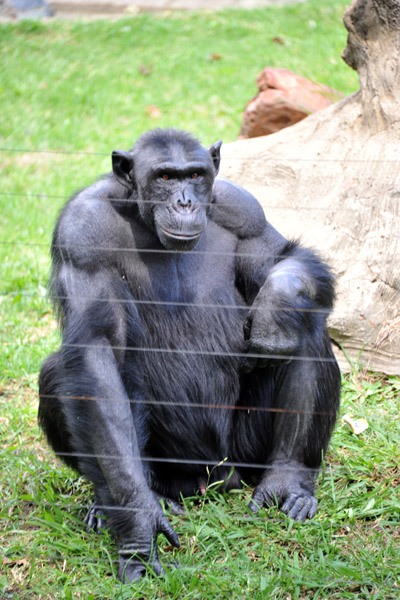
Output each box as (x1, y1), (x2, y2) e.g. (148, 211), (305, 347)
(159, 226), (202, 241)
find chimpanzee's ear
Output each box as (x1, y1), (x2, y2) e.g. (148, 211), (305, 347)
(112, 150), (135, 188)
(209, 140), (222, 176)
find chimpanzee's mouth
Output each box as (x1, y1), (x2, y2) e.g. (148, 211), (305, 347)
(159, 227), (202, 241)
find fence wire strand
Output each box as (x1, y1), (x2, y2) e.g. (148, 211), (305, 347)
(0, 190), (381, 212)
(0, 239), (353, 259)
(1, 145), (399, 163)
(36, 392), (337, 417)
(0, 292), (335, 316)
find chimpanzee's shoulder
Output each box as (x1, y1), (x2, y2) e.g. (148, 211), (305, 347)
(211, 177), (267, 239)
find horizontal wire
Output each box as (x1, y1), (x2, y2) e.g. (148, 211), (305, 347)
(4, 498), (398, 529)
(3, 555), (190, 572)
(0, 147), (109, 156)
(8, 499), (399, 524)
(35, 341), (339, 363)
(0, 190), (375, 211)
(54, 453), (321, 473)
(0, 292), (333, 315)
(8, 498), (398, 525)
(0, 335), (340, 364)
(0, 146), (397, 163)
(0, 239), (334, 259)
(0, 557), (274, 576)
(5, 448), (330, 473)
(3, 553), (396, 585)
(0, 502), (280, 517)
(0, 239), (311, 259)
(37, 391), (337, 417)
(6, 550), (392, 577)
(0, 191), (69, 200)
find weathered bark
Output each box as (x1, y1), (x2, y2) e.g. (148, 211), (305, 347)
(220, 0), (400, 374)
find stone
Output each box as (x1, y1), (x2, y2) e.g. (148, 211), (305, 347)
(1, 0), (53, 18)
(238, 67), (343, 138)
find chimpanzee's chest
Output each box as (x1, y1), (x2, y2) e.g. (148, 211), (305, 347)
(121, 222), (238, 301)
(121, 223), (247, 456)
(124, 226), (247, 392)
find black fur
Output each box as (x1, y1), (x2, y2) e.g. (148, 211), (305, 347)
(38, 128), (341, 582)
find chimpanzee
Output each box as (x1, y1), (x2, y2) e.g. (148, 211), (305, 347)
(39, 128), (340, 582)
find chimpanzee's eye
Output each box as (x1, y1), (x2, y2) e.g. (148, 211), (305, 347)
(191, 173), (199, 179)
(161, 174), (169, 181)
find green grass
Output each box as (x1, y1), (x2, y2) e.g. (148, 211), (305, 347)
(0, 1), (357, 152)
(1, 375), (399, 599)
(1, 1), (399, 598)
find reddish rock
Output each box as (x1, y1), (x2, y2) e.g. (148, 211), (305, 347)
(239, 67), (343, 139)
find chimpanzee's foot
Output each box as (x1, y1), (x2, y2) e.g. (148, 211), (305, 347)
(154, 493), (184, 515)
(84, 503), (108, 533)
(249, 461), (317, 522)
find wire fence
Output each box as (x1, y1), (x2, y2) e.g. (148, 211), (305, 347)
(0, 145), (386, 449)
(1, 143), (399, 591)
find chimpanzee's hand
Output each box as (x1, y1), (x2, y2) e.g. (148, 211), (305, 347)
(241, 265), (312, 373)
(117, 495), (180, 583)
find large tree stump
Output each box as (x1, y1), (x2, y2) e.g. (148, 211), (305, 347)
(220, 0), (400, 375)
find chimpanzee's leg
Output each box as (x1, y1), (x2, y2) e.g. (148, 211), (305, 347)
(233, 331), (340, 521)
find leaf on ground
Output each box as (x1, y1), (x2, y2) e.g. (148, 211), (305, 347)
(146, 105), (162, 119)
(3, 558), (29, 568)
(138, 64), (153, 76)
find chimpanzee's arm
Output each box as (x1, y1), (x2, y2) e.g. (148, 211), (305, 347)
(52, 190), (179, 580)
(212, 177), (335, 367)
(238, 238), (335, 371)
